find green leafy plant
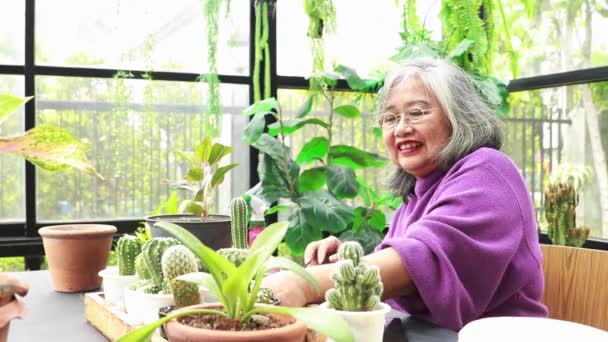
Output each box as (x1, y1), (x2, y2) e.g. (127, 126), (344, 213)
(161, 136), (239, 220)
(325, 241), (383, 311)
(544, 178), (590, 247)
(303, 0), (335, 89)
(0, 94), (101, 178)
(117, 221), (354, 342)
(243, 73), (400, 255)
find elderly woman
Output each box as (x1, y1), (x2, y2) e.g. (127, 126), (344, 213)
(262, 58), (548, 331)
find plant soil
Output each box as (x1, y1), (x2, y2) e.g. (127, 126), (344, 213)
(178, 313), (292, 331)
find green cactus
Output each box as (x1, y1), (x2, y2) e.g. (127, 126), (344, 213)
(116, 235), (142, 276)
(325, 241), (383, 311)
(128, 279), (161, 294)
(142, 237), (180, 289)
(135, 254), (152, 280)
(256, 287), (277, 304)
(230, 197), (249, 249)
(545, 178), (590, 247)
(217, 248), (249, 267)
(161, 245), (201, 308)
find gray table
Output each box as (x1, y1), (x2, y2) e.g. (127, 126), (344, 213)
(7, 270), (457, 342)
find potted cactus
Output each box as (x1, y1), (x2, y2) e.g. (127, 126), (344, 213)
(320, 241), (390, 342)
(544, 178), (590, 247)
(124, 237), (205, 324)
(98, 235), (142, 308)
(116, 221), (354, 342)
(147, 136), (239, 250)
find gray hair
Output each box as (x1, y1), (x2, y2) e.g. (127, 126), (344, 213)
(377, 58), (504, 201)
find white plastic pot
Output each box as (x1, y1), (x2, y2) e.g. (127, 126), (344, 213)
(124, 287), (176, 324)
(98, 267), (139, 309)
(320, 301), (391, 342)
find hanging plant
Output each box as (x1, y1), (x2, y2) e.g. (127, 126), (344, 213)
(201, 0), (231, 137)
(253, 0), (273, 102)
(303, 0), (336, 90)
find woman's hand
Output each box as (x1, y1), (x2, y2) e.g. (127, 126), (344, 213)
(304, 236), (341, 266)
(261, 270), (310, 307)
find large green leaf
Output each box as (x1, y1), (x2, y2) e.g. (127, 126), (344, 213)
(326, 165), (359, 199)
(185, 168), (203, 182)
(243, 112), (267, 144)
(257, 153), (299, 203)
(299, 191), (354, 233)
(242, 97), (279, 116)
(208, 142), (232, 166)
(298, 167), (326, 192)
(284, 208), (323, 255)
(365, 208), (387, 232)
(268, 118), (329, 136)
(296, 137), (329, 165)
(195, 136), (213, 162)
(329, 145), (388, 170)
(334, 65), (372, 91)
(0, 94), (31, 125)
(252, 134), (290, 161)
(0, 125), (102, 179)
(333, 105), (361, 119)
(211, 162), (239, 188)
(249, 306), (354, 342)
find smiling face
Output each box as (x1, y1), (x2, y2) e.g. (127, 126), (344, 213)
(382, 77), (452, 178)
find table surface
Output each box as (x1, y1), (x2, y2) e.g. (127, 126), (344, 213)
(8, 270), (458, 342)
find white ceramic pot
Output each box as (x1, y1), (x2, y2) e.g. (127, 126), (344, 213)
(98, 267), (139, 309)
(320, 301), (391, 342)
(124, 285), (211, 324)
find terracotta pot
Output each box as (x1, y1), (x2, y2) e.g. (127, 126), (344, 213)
(39, 224), (116, 292)
(164, 303), (307, 342)
(0, 273), (29, 342)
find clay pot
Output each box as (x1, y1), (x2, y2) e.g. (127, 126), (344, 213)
(0, 273), (29, 342)
(164, 303), (307, 342)
(39, 224), (116, 292)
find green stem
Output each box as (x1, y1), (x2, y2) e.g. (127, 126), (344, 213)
(253, 2), (262, 102)
(275, 103), (299, 200)
(262, 1), (271, 100)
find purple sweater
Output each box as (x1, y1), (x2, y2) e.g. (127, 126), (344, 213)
(376, 147), (548, 331)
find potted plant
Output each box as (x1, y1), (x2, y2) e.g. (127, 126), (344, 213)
(99, 234), (142, 309)
(320, 241), (390, 342)
(544, 177), (590, 247)
(117, 220), (354, 342)
(0, 273), (28, 342)
(146, 135), (239, 250)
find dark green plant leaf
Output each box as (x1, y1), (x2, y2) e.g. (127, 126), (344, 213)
(268, 118), (329, 136)
(339, 225), (385, 255)
(349, 207), (365, 232)
(284, 208), (323, 255)
(298, 167), (327, 192)
(364, 208), (387, 232)
(208, 142), (232, 166)
(299, 191), (354, 233)
(243, 112), (267, 144)
(242, 97), (279, 116)
(257, 153), (299, 203)
(211, 162), (239, 188)
(195, 136), (213, 162)
(326, 165), (358, 198)
(0, 94), (31, 125)
(296, 96), (315, 118)
(296, 137), (329, 165)
(252, 134), (290, 161)
(185, 168), (203, 182)
(333, 105), (361, 119)
(447, 39), (475, 58)
(329, 145), (388, 170)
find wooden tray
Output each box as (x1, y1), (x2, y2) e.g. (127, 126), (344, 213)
(84, 292), (325, 341)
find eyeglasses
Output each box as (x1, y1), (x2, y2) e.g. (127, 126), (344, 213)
(377, 107), (437, 130)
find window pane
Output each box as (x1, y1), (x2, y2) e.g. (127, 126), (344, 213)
(494, 1), (608, 80)
(0, 1), (24, 64)
(504, 82), (608, 240)
(36, 76), (250, 221)
(277, 0), (441, 78)
(36, 0), (249, 75)
(0, 76), (25, 222)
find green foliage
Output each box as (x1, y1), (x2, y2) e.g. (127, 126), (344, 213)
(253, 1), (272, 102)
(303, 0), (336, 89)
(326, 241), (383, 311)
(141, 237), (181, 291)
(0, 94), (102, 178)
(163, 136), (239, 220)
(116, 235), (142, 276)
(243, 69), (401, 255)
(116, 221), (354, 342)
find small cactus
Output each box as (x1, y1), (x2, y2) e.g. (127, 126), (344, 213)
(142, 237), (180, 289)
(116, 235), (142, 276)
(230, 197), (249, 249)
(325, 241), (383, 311)
(135, 254), (151, 280)
(161, 245), (201, 308)
(217, 248), (249, 267)
(545, 178), (590, 247)
(256, 287), (277, 304)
